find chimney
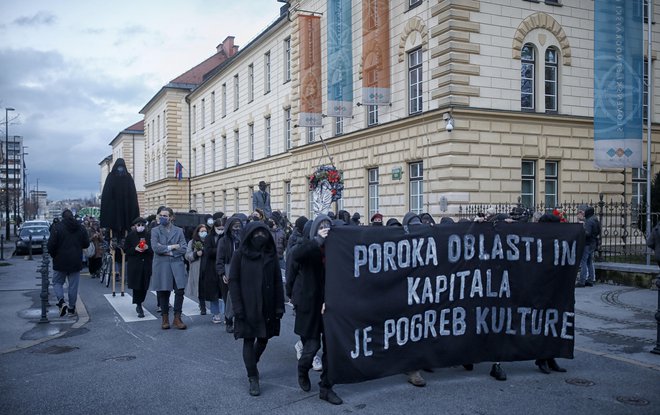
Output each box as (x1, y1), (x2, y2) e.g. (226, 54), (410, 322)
(217, 36), (238, 57)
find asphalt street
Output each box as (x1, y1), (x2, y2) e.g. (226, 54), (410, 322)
(0, 252), (659, 415)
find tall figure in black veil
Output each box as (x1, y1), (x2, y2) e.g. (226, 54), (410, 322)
(100, 158), (140, 236)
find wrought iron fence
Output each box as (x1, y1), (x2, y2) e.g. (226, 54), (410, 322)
(456, 194), (659, 265)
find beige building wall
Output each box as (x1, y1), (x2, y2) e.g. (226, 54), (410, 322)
(143, 0), (660, 221)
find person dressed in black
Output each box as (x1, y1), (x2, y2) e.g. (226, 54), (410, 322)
(216, 215), (243, 332)
(291, 214), (343, 405)
(124, 217), (153, 318)
(229, 221), (284, 397)
(202, 217), (225, 323)
(99, 158), (140, 237)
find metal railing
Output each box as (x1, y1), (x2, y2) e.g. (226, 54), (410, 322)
(456, 194), (659, 265)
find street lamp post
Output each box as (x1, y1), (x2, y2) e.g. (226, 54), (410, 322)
(5, 107), (14, 241)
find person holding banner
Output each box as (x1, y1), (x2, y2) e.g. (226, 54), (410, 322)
(229, 221), (284, 397)
(290, 214), (343, 405)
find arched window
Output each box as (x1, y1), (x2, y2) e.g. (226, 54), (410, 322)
(545, 47), (558, 112)
(521, 43), (535, 110)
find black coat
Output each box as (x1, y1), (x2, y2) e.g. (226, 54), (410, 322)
(47, 217), (90, 273)
(201, 229), (222, 301)
(229, 222), (284, 340)
(100, 158), (140, 235)
(124, 229), (153, 291)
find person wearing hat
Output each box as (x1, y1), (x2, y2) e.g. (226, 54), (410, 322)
(252, 181), (272, 218)
(124, 217), (153, 318)
(370, 213), (383, 226)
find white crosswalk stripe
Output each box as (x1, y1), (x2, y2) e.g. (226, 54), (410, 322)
(151, 291), (202, 317)
(103, 294), (157, 322)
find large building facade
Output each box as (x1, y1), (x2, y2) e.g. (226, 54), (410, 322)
(139, 0), (660, 220)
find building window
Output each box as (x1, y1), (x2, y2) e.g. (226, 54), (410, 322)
(409, 0), (423, 9)
(234, 130), (239, 166)
(409, 162), (423, 214)
(644, 0), (650, 23)
(211, 92), (216, 123)
(264, 51), (271, 93)
(201, 100), (207, 130)
(234, 188), (239, 213)
(201, 144), (206, 174)
(211, 140), (216, 171)
(284, 108), (291, 150)
(521, 43), (535, 111)
(222, 136), (227, 169)
(222, 83), (227, 117)
(222, 189), (227, 212)
(368, 168), (379, 218)
(192, 106), (197, 133)
(632, 166), (647, 210)
(248, 64), (254, 103)
(284, 37), (291, 82)
(162, 110), (166, 138)
(157, 115), (160, 139)
(265, 116), (271, 157)
(544, 48), (558, 112)
(408, 48), (423, 115)
(307, 127), (315, 144)
(248, 123), (254, 161)
(521, 160), (536, 208)
(544, 161), (558, 208)
(643, 58), (649, 121)
(192, 148), (197, 176)
(367, 105), (379, 126)
(285, 181), (291, 216)
(335, 117), (344, 136)
(233, 74), (239, 110)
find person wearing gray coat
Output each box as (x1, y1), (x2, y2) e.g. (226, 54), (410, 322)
(150, 207), (188, 330)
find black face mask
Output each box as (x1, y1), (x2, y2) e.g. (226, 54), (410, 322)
(252, 234), (268, 249)
(117, 166), (125, 173)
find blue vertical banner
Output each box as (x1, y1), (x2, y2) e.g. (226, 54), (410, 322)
(327, 0), (353, 118)
(593, 0), (644, 168)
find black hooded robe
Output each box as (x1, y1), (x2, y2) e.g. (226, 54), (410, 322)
(100, 158), (140, 235)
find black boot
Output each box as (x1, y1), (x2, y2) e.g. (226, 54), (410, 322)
(56, 299), (68, 317)
(199, 301), (207, 315)
(248, 376), (260, 396)
(548, 358), (567, 373)
(319, 387), (343, 405)
(490, 363), (507, 381)
(297, 367), (311, 392)
(136, 304), (144, 318)
(226, 319), (234, 333)
(535, 359), (551, 374)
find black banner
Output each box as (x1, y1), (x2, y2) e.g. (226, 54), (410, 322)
(323, 222), (585, 384)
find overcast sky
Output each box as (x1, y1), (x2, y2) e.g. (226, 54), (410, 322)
(0, 0), (284, 201)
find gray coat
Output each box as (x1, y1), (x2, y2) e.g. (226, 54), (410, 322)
(252, 190), (272, 217)
(149, 223), (188, 291)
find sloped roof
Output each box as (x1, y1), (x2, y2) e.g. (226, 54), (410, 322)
(169, 50), (230, 84)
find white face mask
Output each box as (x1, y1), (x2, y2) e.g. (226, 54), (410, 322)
(207, 219), (214, 226)
(136, 225), (145, 232)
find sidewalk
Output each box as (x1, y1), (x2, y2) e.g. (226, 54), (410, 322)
(1, 251), (658, 368)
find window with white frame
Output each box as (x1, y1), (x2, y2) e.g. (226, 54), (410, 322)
(201, 144), (206, 174)
(409, 162), (423, 214)
(192, 106), (197, 133)
(162, 110), (166, 138)
(409, 0), (422, 8)
(367, 105), (379, 126)
(284, 108), (291, 150)
(336, 197), (345, 212)
(265, 116), (271, 156)
(643, 58), (649, 121)
(544, 160), (558, 208)
(544, 48), (558, 112)
(211, 191), (216, 212)
(284, 38), (291, 82)
(285, 181), (291, 216)
(222, 136), (227, 168)
(264, 51), (271, 93)
(234, 188), (239, 213)
(632, 166), (647, 211)
(521, 43), (535, 111)
(222, 189), (227, 212)
(233, 74), (239, 110)
(157, 115), (161, 138)
(201, 98), (206, 128)
(335, 117), (344, 136)
(222, 83), (227, 117)
(307, 127), (315, 143)
(248, 63), (254, 103)
(234, 130), (239, 166)
(211, 140), (216, 171)
(211, 91), (216, 123)
(408, 48), (423, 115)
(368, 168), (379, 218)
(521, 160), (536, 208)
(248, 123), (254, 161)
(192, 148), (197, 176)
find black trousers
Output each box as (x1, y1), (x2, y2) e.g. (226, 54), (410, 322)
(157, 279), (184, 315)
(132, 289), (147, 305)
(243, 337), (268, 378)
(299, 333), (331, 389)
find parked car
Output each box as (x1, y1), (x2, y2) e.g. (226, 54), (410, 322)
(19, 220), (50, 230)
(15, 227), (50, 255)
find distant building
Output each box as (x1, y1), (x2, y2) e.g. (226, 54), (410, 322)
(0, 136), (25, 222)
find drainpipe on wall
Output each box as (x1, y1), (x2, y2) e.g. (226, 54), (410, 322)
(186, 97), (192, 211)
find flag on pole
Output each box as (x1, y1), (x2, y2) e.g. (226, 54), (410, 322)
(175, 160), (183, 181)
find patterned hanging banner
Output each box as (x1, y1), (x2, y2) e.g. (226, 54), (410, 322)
(298, 15), (323, 128)
(327, 0), (353, 118)
(361, 0), (391, 106)
(593, 0), (644, 168)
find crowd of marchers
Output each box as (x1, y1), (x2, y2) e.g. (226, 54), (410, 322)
(47, 187), (660, 406)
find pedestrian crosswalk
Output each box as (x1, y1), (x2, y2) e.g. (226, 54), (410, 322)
(103, 291), (203, 323)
